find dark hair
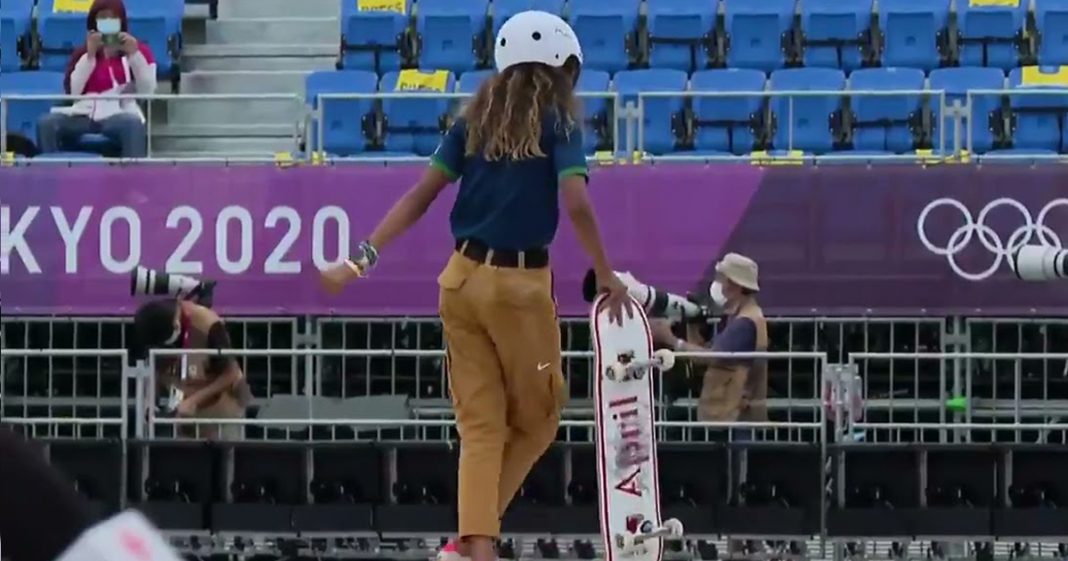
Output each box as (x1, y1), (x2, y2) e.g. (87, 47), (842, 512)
(461, 62), (581, 161)
(132, 300), (179, 350)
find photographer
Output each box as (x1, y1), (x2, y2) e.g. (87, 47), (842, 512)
(130, 269), (252, 441)
(649, 253), (768, 440)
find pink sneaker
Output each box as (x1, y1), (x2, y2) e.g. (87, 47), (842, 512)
(437, 539), (471, 561)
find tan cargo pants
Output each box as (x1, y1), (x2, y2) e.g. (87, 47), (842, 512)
(438, 250), (567, 538)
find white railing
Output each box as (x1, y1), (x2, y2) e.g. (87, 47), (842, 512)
(2, 88), (1066, 164)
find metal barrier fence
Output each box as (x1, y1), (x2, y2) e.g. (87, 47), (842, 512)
(3, 88), (1066, 164)
(3, 342), (1065, 444)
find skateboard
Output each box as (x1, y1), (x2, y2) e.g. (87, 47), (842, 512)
(590, 293), (685, 561)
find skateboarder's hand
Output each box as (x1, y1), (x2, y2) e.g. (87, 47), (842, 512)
(598, 271), (633, 326)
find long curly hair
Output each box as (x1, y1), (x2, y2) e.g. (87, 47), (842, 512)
(462, 62), (581, 161)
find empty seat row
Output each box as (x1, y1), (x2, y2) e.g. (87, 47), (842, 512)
(0, 0), (183, 81)
(338, 0), (1068, 76)
(303, 65), (1068, 158)
(40, 439), (1068, 537)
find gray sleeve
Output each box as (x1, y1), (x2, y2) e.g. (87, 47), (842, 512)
(710, 318), (757, 354)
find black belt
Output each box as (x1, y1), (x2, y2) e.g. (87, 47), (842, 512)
(456, 239), (549, 269)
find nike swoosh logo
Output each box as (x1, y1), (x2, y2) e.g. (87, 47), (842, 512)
(537, 362), (551, 371)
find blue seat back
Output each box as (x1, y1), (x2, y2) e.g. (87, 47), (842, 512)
(125, 0), (184, 76)
(340, 0), (411, 72)
(1007, 66), (1068, 151)
(614, 69), (688, 155)
(849, 67), (925, 152)
(0, 0), (34, 71)
(769, 67), (846, 153)
(492, 0), (566, 34)
(306, 70), (379, 156)
(416, 0), (488, 74)
(37, 0), (90, 72)
(878, 0), (950, 71)
(690, 68), (767, 154)
(957, 0), (1028, 70)
(646, 0), (716, 73)
(379, 70), (456, 156)
(576, 69), (612, 153)
(723, 0), (794, 73)
(568, 0), (640, 74)
(457, 70), (495, 94)
(1035, 0), (1068, 66)
(928, 67), (1005, 153)
(800, 0), (873, 72)
(0, 71), (65, 141)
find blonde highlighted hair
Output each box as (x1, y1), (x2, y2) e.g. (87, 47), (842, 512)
(462, 62), (581, 161)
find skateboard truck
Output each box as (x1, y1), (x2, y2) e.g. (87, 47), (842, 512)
(614, 517), (685, 554)
(605, 349), (676, 382)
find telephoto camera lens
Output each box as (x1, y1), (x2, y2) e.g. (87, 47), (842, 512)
(1012, 245), (1066, 281)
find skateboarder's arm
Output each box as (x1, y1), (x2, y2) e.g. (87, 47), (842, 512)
(561, 176), (614, 276)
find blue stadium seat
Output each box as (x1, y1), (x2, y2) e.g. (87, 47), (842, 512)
(1035, 0), (1068, 66)
(800, 0), (874, 72)
(878, 0), (951, 71)
(0, 72), (65, 143)
(37, 0), (91, 72)
(124, 0), (183, 78)
(305, 70), (378, 156)
(1005, 66), (1068, 152)
(456, 70), (494, 94)
(645, 0), (716, 74)
(379, 70), (457, 156)
(690, 68), (767, 155)
(957, 0), (1028, 70)
(848, 67), (926, 153)
(339, 0), (411, 73)
(613, 69), (688, 155)
(0, 0), (33, 72)
(416, 0), (488, 74)
(768, 67), (846, 153)
(723, 0), (795, 73)
(576, 69), (612, 154)
(929, 67), (1005, 154)
(492, 0), (566, 34)
(568, 0), (641, 74)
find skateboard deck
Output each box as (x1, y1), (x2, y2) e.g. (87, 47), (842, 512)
(590, 294), (683, 561)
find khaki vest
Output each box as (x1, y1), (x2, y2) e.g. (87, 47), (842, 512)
(697, 299), (769, 422)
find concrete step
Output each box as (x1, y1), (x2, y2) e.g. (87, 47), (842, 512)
(206, 17), (339, 45)
(166, 97), (303, 127)
(153, 123), (299, 138)
(182, 44), (338, 72)
(219, 0), (338, 19)
(180, 70), (312, 94)
(151, 136), (299, 155)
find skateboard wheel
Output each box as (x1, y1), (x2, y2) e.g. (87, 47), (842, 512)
(654, 349), (676, 371)
(616, 533), (636, 551)
(663, 518), (684, 537)
(607, 363), (627, 381)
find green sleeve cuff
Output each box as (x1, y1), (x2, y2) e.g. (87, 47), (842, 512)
(558, 166), (589, 180)
(429, 156), (459, 181)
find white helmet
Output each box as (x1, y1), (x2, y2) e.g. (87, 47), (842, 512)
(494, 10), (583, 73)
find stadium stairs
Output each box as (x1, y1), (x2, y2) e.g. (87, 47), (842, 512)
(150, 0), (338, 157)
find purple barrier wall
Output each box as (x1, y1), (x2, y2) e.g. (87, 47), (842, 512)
(1, 164), (1065, 316)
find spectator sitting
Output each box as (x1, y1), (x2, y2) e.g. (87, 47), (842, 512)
(36, 0), (155, 158)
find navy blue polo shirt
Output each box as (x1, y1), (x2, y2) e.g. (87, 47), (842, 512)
(429, 116), (588, 251)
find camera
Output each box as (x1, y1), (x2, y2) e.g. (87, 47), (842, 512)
(1012, 245), (1066, 281)
(581, 268), (712, 322)
(131, 266), (217, 307)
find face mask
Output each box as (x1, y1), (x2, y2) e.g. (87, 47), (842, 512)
(162, 323), (182, 346)
(709, 280), (727, 307)
(96, 18), (121, 34)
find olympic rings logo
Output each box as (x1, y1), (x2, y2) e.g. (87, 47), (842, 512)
(916, 197), (1068, 281)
